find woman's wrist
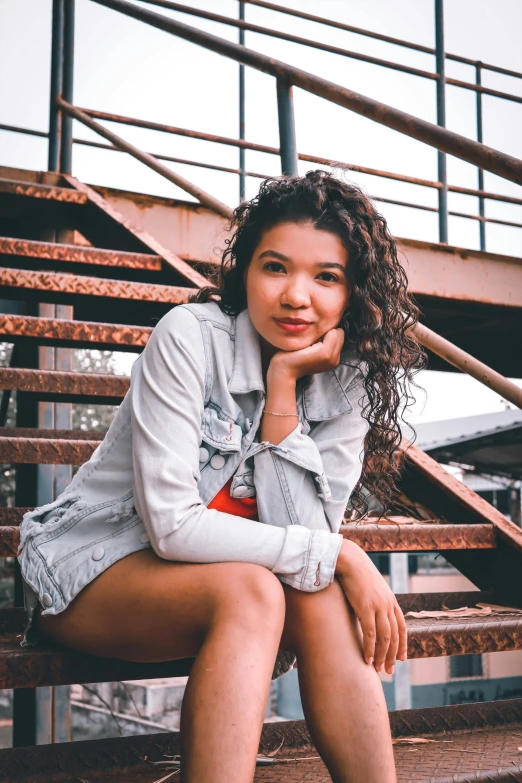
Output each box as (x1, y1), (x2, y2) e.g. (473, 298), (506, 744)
(334, 539), (361, 576)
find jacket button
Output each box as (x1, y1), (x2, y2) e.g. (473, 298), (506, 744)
(210, 454), (226, 470)
(199, 447), (210, 463)
(41, 593), (53, 608)
(140, 532), (149, 544)
(92, 546), (105, 561)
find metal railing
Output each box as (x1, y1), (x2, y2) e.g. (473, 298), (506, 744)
(2, 0), (522, 409)
(2, 0), (522, 247)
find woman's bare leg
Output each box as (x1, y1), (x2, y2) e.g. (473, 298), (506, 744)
(39, 550), (285, 783)
(281, 579), (397, 783)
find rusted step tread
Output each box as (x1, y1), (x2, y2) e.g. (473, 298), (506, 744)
(0, 236), (162, 270)
(0, 427), (105, 440)
(0, 435), (99, 468)
(0, 177), (88, 203)
(0, 367), (129, 398)
(0, 594), (520, 687)
(0, 266), (192, 303)
(0, 313), (151, 350)
(1, 699), (521, 783)
(341, 520), (496, 550)
(0, 635), (192, 691)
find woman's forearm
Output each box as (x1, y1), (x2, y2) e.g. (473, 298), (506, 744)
(260, 369), (298, 446)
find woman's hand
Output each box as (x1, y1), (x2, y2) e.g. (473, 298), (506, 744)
(268, 327), (345, 383)
(335, 539), (407, 675)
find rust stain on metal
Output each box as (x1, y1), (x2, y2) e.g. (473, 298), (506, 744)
(63, 174), (211, 288)
(341, 522), (496, 551)
(0, 236), (162, 271)
(0, 314), (151, 350)
(406, 612), (522, 658)
(0, 177), (88, 203)
(0, 436), (99, 465)
(0, 508), (30, 526)
(0, 528), (19, 557)
(0, 427), (104, 440)
(0, 266), (191, 303)
(0, 367), (129, 397)
(404, 443), (522, 552)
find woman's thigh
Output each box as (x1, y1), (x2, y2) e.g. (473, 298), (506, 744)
(38, 550), (281, 662)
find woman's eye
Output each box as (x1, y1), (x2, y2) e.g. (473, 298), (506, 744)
(317, 272), (338, 282)
(264, 262), (285, 273)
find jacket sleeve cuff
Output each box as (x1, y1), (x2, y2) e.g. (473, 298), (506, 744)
(272, 527), (343, 592)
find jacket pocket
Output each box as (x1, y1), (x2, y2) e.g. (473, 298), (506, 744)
(201, 403), (243, 453)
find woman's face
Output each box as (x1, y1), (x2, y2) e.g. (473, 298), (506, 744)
(245, 222), (351, 353)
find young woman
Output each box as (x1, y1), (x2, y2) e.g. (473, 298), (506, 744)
(18, 171), (424, 783)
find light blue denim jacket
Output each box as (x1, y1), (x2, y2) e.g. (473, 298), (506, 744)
(18, 302), (368, 670)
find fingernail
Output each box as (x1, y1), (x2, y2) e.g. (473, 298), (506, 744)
(377, 664), (384, 672)
(391, 665), (395, 675)
(400, 653), (407, 661)
(367, 657), (374, 666)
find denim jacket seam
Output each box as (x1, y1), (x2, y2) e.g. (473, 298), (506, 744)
(71, 416), (132, 491)
(300, 530), (315, 590)
(51, 516), (142, 568)
(34, 491), (134, 547)
(270, 452), (299, 526)
(29, 539), (66, 604)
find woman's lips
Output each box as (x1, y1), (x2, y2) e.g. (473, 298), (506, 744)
(274, 319), (312, 333)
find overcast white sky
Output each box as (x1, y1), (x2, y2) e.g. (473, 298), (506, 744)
(1, 0), (521, 423)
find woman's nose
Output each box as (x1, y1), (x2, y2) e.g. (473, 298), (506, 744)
(281, 280), (311, 307)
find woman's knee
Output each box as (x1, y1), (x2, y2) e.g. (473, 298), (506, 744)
(282, 579), (358, 650)
(211, 563), (286, 633)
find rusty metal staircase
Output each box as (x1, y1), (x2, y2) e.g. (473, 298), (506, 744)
(0, 168), (521, 782)
(1, 0), (522, 780)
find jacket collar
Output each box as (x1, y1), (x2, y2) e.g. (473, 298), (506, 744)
(228, 308), (265, 394)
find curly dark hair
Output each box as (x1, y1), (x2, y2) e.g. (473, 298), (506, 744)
(190, 170), (426, 518)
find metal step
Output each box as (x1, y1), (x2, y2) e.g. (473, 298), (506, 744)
(0, 176), (88, 204)
(0, 266), (192, 304)
(341, 518), (496, 551)
(1, 593), (519, 688)
(0, 366), (130, 403)
(0, 698), (521, 782)
(0, 236), (163, 271)
(0, 433), (99, 470)
(0, 314), (151, 350)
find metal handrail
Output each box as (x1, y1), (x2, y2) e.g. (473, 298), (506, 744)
(52, 99), (522, 409)
(3, 2), (520, 406)
(4, 116), (522, 209)
(242, 0), (522, 80)
(3, 120), (520, 231)
(92, 0), (522, 187)
(136, 0), (522, 105)
(56, 99), (231, 218)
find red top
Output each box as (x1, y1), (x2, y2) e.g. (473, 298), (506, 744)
(207, 476), (259, 521)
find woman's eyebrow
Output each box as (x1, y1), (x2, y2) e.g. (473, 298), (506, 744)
(258, 249), (290, 262)
(316, 262), (346, 274)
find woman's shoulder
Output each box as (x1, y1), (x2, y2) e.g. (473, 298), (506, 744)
(152, 301), (235, 343)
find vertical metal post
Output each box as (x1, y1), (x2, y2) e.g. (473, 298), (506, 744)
(48, 0), (65, 172)
(276, 79), (298, 176)
(239, 1), (246, 201)
(60, 0), (75, 174)
(435, 0), (448, 243)
(390, 554), (412, 710)
(476, 62), (486, 251)
(12, 334), (39, 747)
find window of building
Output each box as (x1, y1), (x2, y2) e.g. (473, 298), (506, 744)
(450, 654), (483, 678)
